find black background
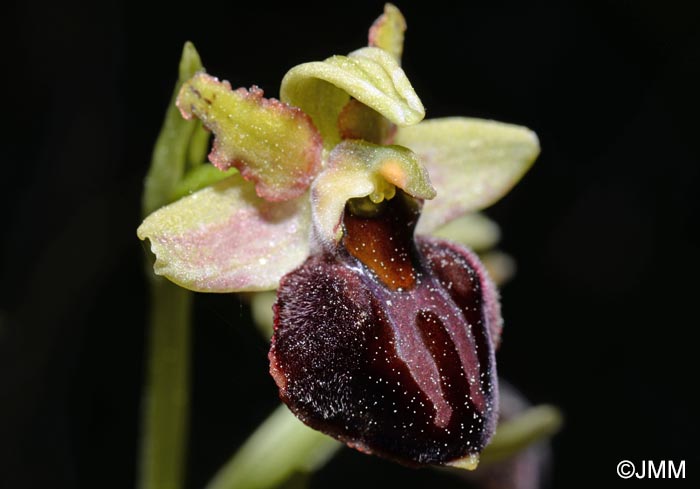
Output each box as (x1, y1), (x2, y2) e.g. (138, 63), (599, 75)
(2, 1), (699, 488)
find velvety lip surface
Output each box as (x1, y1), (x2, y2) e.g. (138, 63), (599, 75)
(270, 196), (499, 466)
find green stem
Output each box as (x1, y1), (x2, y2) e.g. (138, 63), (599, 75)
(205, 405), (340, 489)
(138, 42), (205, 489)
(138, 278), (193, 489)
(480, 404), (563, 465)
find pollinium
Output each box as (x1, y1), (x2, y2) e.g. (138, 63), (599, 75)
(269, 192), (501, 468)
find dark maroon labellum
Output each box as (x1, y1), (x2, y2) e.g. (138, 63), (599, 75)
(269, 194), (502, 467)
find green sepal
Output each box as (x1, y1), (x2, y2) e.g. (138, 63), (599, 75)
(395, 117), (540, 234)
(281, 47), (424, 149)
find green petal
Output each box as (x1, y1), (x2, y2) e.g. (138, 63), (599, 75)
(280, 47), (424, 149)
(177, 73), (322, 202)
(395, 117), (540, 234)
(368, 3), (407, 62)
(137, 174), (310, 292)
(311, 140), (435, 246)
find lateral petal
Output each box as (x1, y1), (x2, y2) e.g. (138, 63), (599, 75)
(177, 73), (322, 202)
(368, 3), (407, 62)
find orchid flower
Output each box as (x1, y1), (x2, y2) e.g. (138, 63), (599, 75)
(138, 4), (539, 471)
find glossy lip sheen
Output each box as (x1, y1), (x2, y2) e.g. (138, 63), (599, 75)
(270, 195), (500, 466)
